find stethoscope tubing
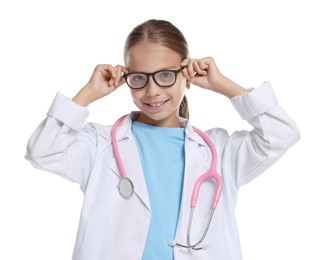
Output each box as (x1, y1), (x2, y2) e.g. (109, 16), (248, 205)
(191, 126), (223, 210)
(111, 115), (128, 180)
(111, 114), (223, 250)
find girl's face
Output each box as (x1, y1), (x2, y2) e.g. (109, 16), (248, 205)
(125, 41), (186, 128)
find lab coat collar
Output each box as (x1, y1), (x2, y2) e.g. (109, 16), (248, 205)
(100, 111), (208, 147)
(99, 112), (138, 142)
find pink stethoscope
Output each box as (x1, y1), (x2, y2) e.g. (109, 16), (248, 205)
(112, 115), (223, 250)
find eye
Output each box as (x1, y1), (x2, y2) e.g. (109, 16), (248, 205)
(131, 74), (146, 82)
(156, 71), (175, 82)
(126, 73), (147, 88)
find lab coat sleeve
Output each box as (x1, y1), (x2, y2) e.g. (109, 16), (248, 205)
(215, 81), (300, 188)
(25, 92), (96, 188)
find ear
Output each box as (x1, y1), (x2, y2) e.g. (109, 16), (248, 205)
(186, 80), (190, 89)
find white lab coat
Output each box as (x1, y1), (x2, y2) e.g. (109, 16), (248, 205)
(26, 82), (300, 260)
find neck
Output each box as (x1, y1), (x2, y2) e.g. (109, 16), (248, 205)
(136, 113), (181, 128)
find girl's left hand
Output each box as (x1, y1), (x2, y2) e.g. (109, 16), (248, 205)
(181, 57), (222, 92)
(181, 57), (248, 98)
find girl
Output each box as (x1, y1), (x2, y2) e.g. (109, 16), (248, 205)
(26, 19), (300, 260)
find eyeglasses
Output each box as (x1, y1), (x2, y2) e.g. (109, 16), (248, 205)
(123, 66), (186, 89)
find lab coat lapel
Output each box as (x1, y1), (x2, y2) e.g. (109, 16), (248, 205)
(118, 137), (151, 211)
(174, 122), (214, 249)
(100, 114), (151, 211)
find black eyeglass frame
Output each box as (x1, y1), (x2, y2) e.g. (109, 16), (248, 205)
(122, 66), (186, 89)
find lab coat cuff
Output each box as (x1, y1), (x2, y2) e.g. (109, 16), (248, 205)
(47, 92), (90, 130)
(230, 81), (278, 121)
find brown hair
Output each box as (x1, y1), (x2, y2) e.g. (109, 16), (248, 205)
(124, 19), (190, 119)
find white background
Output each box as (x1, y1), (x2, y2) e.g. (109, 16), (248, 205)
(0, 0), (321, 259)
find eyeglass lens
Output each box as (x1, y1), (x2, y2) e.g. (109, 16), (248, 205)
(126, 70), (177, 89)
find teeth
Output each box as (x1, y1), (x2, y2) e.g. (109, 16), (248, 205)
(150, 102), (163, 107)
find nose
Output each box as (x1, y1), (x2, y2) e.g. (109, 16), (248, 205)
(145, 76), (161, 97)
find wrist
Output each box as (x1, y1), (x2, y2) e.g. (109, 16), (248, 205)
(72, 85), (96, 107)
(214, 75), (248, 98)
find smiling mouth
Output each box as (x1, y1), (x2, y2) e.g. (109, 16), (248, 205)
(143, 99), (169, 110)
(145, 99), (169, 106)
(148, 102), (165, 107)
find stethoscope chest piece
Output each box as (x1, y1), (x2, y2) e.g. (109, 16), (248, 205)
(118, 177), (134, 199)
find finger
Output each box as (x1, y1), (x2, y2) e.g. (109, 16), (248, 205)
(115, 65), (129, 86)
(181, 68), (190, 80)
(96, 64), (115, 82)
(181, 65), (189, 79)
(193, 61), (207, 76)
(198, 59), (209, 70)
(115, 77), (126, 88)
(114, 65), (123, 85)
(203, 57), (219, 73)
(108, 77), (115, 87)
(186, 59), (197, 79)
(120, 66), (129, 83)
(180, 58), (190, 67)
(180, 59), (190, 79)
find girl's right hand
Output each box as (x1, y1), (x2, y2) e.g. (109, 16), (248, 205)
(73, 64), (128, 107)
